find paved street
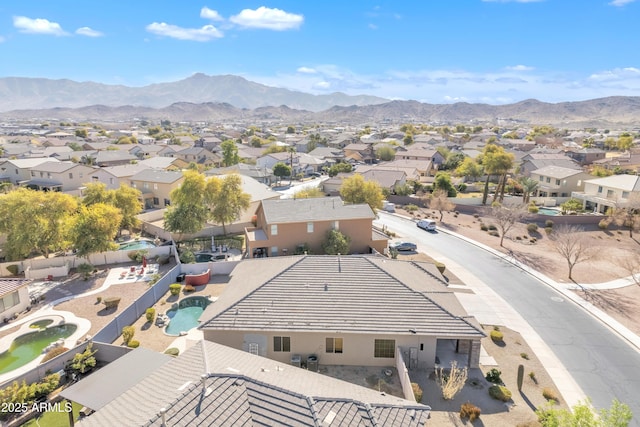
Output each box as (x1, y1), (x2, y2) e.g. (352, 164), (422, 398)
(376, 212), (640, 419)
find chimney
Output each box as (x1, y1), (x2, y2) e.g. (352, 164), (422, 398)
(160, 408), (167, 426)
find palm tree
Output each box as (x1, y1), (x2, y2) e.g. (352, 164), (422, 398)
(519, 177), (539, 203)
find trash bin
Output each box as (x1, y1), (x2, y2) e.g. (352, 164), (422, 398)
(307, 355), (318, 372)
(290, 354), (301, 368)
(176, 273), (186, 283)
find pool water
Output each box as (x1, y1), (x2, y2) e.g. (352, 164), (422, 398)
(119, 240), (157, 251)
(0, 324), (77, 374)
(29, 319), (54, 329)
(165, 297), (210, 336)
(537, 207), (561, 216)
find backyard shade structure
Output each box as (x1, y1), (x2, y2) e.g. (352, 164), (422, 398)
(59, 347), (171, 413)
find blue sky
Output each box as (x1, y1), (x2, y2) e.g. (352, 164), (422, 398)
(1, 1), (639, 105)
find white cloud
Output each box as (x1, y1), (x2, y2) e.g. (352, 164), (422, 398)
(609, 0), (636, 5)
(230, 7), (303, 30)
(145, 22), (223, 41)
(313, 81), (331, 89)
(297, 67), (317, 74)
(200, 7), (224, 21)
(368, 23), (378, 30)
(506, 64), (534, 71)
(76, 27), (103, 37)
(0, 36), (5, 43)
(13, 16), (67, 36)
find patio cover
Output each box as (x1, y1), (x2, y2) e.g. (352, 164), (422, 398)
(59, 347), (171, 411)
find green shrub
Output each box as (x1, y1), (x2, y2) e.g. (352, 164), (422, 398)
(169, 283), (181, 296)
(103, 296), (121, 309)
(489, 385), (512, 402)
(6, 265), (19, 276)
(405, 204), (419, 213)
(179, 249), (195, 264)
(480, 223), (488, 231)
(545, 219), (554, 228)
(490, 330), (504, 342)
(460, 402), (481, 421)
(40, 346), (69, 363)
(530, 238), (537, 243)
(529, 371), (537, 384)
(488, 230), (500, 237)
(488, 224), (497, 231)
(485, 368), (502, 384)
(164, 347), (180, 356)
(598, 219), (609, 230)
(544, 226), (553, 234)
(96, 296), (102, 304)
(473, 213), (479, 218)
(127, 250), (148, 262)
(127, 340), (140, 348)
(542, 387), (559, 402)
(411, 382), (423, 402)
(77, 263), (94, 280)
(145, 307), (156, 323)
(528, 204), (539, 214)
(184, 284), (196, 292)
(122, 326), (135, 345)
(520, 352), (529, 360)
(516, 236), (522, 240)
(435, 262), (446, 274)
(527, 223), (538, 233)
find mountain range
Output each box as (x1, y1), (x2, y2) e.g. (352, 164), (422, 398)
(0, 74), (639, 127)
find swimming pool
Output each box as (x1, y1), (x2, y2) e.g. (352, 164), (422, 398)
(0, 324), (78, 374)
(165, 296), (210, 336)
(537, 207), (561, 216)
(119, 240), (157, 251)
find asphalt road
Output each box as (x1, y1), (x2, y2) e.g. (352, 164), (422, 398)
(376, 212), (640, 420)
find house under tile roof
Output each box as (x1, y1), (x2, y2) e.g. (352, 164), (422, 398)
(199, 255), (484, 338)
(76, 340), (430, 427)
(0, 278), (32, 297)
(261, 197), (375, 224)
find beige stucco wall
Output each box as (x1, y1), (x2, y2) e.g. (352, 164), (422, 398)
(204, 330), (439, 369)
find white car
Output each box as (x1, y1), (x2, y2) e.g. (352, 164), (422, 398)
(417, 219), (437, 231)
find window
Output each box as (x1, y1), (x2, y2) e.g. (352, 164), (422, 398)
(623, 191), (630, 199)
(271, 224), (278, 236)
(273, 336), (290, 352)
(607, 190), (615, 198)
(0, 291), (20, 314)
(598, 186), (603, 193)
(539, 176), (543, 182)
(271, 246), (278, 256)
(143, 182), (149, 189)
(555, 179), (560, 185)
(153, 197), (159, 206)
(31, 171), (35, 177)
(374, 339), (395, 358)
(546, 177), (551, 183)
(69, 173), (73, 179)
(164, 199), (171, 206)
(307, 222), (314, 233)
(109, 178), (114, 185)
(333, 221), (339, 230)
(154, 183), (158, 190)
(326, 337), (343, 354)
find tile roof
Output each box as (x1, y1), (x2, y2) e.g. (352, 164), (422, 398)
(584, 174), (640, 192)
(261, 197), (375, 224)
(79, 340), (430, 427)
(0, 278), (32, 297)
(531, 165), (588, 179)
(200, 255), (484, 338)
(130, 169), (184, 184)
(29, 161), (79, 173)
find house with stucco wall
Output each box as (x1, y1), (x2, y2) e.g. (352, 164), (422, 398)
(199, 255), (485, 371)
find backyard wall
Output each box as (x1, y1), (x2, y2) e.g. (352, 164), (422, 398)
(396, 347), (416, 402)
(24, 264), (69, 280)
(180, 260), (241, 276)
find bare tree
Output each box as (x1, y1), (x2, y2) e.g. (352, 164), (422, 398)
(613, 193), (640, 238)
(426, 189), (455, 222)
(488, 203), (528, 247)
(550, 224), (596, 281)
(616, 252), (640, 287)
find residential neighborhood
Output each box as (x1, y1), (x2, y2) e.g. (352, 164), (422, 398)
(0, 117), (639, 426)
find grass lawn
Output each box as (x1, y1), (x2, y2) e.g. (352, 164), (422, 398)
(21, 401), (83, 427)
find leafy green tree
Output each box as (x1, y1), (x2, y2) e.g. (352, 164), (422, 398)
(322, 229), (351, 255)
(339, 174), (384, 212)
(519, 176), (539, 203)
(74, 129), (88, 138)
(591, 165), (614, 177)
(286, 126), (296, 134)
(328, 162), (353, 177)
(560, 198), (583, 214)
(617, 133), (634, 151)
(403, 134), (414, 145)
(69, 343), (97, 377)
(71, 203), (122, 257)
(207, 174), (250, 235)
(273, 162), (292, 185)
(433, 172), (457, 197)
(536, 398), (632, 427)
(83, 182), (115, 206)
(294, 187), (325, 198)
(221, 139), (240, 166)
(375, 145), (396, 161)
(443, 152), (465, 171)
(479, 144), (514, 205)
(455, 157), (483, 181)
(164, 171), (208, 242)
(114, 184), (143, 234)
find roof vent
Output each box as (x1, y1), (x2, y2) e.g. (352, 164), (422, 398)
(322, 410), (337, 426)
(324, 283), (328, 291)
(409, 328), (417, 334)
(160, 407), (167, 426)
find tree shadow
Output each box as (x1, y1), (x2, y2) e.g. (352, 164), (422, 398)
(576, 288), (636, 318)
(166, 294), (179, 303)
(97, 306), (118, 317)
(141, 322), (151, 331)
(506, 248), (554, 272)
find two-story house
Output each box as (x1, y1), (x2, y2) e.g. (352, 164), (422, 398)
(173, 147), (221, 167)
(244, 197), (388, 258)
(199, 255), (485, 370)
(24, 161), (95, 194)
(529, 166), (593, 203)
(129, 169), (184, 209)
(572, 175), (640, 213)
(343, 143), (375, 164)
(0, 158), (60, 185)
(395, 146), (445, 168)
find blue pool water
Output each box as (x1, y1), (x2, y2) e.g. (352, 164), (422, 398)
(165, 296), (210, 336)
(119, 240), (157, 250)
(537, 207), (561, 216)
